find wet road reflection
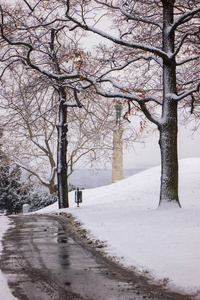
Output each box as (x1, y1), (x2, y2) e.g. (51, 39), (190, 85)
(0, 215), (145, 300)
(0, 215), (192, 300)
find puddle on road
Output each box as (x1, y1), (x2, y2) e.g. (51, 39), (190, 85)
(43, 224), (142, 300)
(31, 217), (147, 299)
(1, 216), (157, 300)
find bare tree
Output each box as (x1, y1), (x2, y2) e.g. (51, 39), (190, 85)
(0, 1), (83, 208)
(64, 0), (200, 208)
(0, 68), (58, 194)
(0, 49), (142, 206)
(178, 33), (200, 131)
(0, 63), (143, 193)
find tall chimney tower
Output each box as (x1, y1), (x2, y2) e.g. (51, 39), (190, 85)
(112, 101), (123, 182)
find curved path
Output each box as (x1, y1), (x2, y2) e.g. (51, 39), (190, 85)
(0, 215), (192, 300)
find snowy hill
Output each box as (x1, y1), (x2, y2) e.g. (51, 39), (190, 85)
(1, 158), (200, 298)
(37, 158), (200, 297)
(68, 168), (146, 189)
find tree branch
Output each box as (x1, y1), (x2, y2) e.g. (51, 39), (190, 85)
(95, 0), (162, 29)
(66, 13), (168, 61)
(171, 6), (200, 32)
(174, 82), (200, 102)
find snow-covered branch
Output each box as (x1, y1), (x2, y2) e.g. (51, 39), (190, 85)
(66, 12), (168, 61)
(0, 48), (79, 82)
(139, 102), (161, 127)
(174, 82), (200, 102)
(97, 55), (162, 79)
(95, 0), (162, 29)
(0, 6), (80, 81)
(83, 76), (163, 106)
(171, 6), (200, 32)
(173, 29), (200, 59)
(176, 56), (199, 66)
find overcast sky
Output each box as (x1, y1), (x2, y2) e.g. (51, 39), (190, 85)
(123, 121), (200, 169)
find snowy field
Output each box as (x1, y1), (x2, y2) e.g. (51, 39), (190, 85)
(1, 157), (200, 298)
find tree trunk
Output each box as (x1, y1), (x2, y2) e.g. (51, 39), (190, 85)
(159, 0), (181, 207)
(57, 88), (69, 208)
(158, 102), (181, 207)
(48, 183), (56, 195)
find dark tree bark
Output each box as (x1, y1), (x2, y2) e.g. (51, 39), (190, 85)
(159, 0), (181, 207)
(57, 87), (69, 208)
(158, 104), (180, 207)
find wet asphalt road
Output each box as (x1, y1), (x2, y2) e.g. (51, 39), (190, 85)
(0, 215), (192, 300)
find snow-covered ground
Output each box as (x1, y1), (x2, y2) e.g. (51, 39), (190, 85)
(1, 157), (200, 298)
(0, 217), (18, 299)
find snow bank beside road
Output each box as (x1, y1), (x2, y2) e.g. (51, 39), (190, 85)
(2, 157), (200, 298)
(0, 216), (17, 300)
(39, 158), (200, 297)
